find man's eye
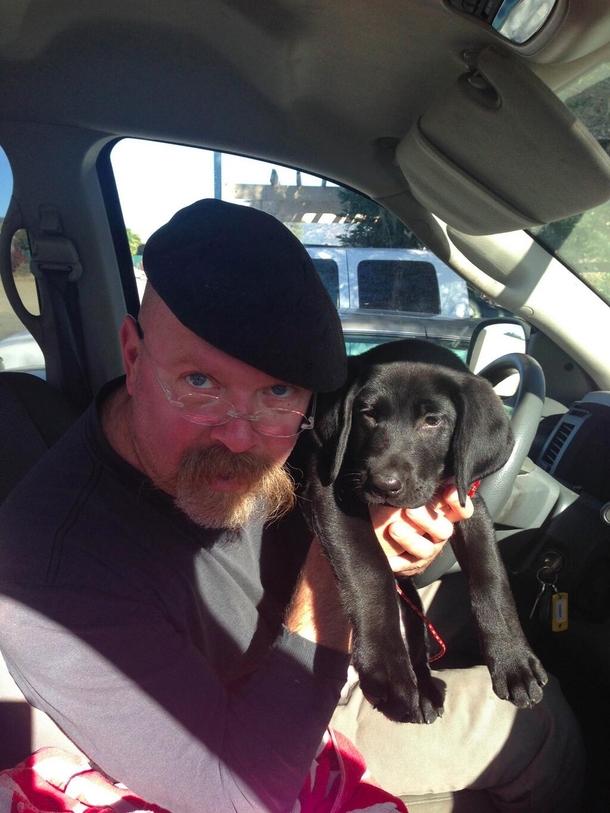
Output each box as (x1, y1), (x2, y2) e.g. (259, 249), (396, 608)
(268, 384), (293, 398)
(185, 373), (212, 389)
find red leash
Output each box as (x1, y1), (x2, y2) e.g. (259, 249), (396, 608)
(395, 582), (446, 663)
(393, 480), (479, 664)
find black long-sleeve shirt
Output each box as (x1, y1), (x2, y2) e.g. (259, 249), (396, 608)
(0, 379), (349, 812)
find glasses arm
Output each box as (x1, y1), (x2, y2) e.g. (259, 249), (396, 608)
(300, 393), (317, 431)
(136, 328), (186, 409)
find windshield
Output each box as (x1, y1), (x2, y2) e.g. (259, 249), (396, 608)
(530, 62), (610, 304)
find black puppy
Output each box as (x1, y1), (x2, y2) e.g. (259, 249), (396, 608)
(291, 338), (547, 723)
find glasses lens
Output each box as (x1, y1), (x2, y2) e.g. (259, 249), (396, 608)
(178, 393), (231, 425)
(254, 408), (309, 438)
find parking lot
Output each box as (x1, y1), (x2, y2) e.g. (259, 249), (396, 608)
(0, 273), (38, 341)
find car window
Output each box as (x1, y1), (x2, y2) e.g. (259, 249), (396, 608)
(0, 146), (44, 374)
(107, 139), (509, 357)
(530, 62), (610, 305)
(309, 258), (339, 307)
(345, 334), (469, 361)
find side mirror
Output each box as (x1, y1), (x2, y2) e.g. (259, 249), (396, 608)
(467, 319), (529, 395)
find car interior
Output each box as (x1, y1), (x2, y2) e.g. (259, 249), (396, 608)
(1, 1), (610, 811)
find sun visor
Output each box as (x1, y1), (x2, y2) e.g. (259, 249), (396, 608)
(395, 45), (610, 235)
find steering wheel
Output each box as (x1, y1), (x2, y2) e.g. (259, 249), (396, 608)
(411, 352), (546, 587)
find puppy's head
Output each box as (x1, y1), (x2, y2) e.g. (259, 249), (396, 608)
(315, 358), (514, 509)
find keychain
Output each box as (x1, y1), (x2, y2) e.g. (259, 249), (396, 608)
(529, 566), (568, 632)
(551, 590), (569, 632)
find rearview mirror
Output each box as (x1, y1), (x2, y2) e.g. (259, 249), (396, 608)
(447, 0), (558, 44)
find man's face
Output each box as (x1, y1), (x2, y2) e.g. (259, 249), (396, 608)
(120, 300), (312, 529)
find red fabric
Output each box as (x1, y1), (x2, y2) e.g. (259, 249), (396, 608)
(0, 733), (407, 813)
(299, 728), (409, 813)
(0, 747), (168, 812)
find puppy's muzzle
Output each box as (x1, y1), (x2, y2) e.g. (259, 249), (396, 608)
(368, 471), (403, 499)
(364, 470), (434, 508)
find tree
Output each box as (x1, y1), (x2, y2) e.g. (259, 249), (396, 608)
(126, 228), (142, 256)
(532, 199), (610, 301)
(338, 188), (424, 249)
(9, 228), (31, 275)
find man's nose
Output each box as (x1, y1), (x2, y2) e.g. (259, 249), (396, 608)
(208, 415), (260, 453)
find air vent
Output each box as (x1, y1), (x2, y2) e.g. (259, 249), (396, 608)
(538, 408), (589, 474)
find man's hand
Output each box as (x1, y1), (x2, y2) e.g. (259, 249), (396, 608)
(370, 483), (474, 577)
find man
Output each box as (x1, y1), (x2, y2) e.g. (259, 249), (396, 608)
(0, 200), (583, 812)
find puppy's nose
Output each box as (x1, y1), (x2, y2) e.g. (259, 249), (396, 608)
(370, 472), (402, 496)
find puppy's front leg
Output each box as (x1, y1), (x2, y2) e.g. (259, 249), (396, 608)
(451, 495), (548, 708)
(396, 577), (445, 719)
(307, 484), (441, 723)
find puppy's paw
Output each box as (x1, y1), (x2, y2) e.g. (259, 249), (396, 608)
(355, 648), (442, 724)
(488, 648), (548, 708)
(417, 691), (444, 724)
(416, 671), (445, 722)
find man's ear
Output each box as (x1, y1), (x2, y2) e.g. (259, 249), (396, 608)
(120, 315), (141, 396)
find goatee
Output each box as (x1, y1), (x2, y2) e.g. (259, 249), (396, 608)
(166, 444), (296, 529)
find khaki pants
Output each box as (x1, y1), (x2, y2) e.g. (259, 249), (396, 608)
(331, 574), (585, 812)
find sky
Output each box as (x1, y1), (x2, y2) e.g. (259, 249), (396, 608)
(0, 139), (327, 242)
(0, 147), (11, 218)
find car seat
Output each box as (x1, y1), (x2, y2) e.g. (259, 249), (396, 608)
(0, 371), (82, 506)
(0, 371), (84, 767)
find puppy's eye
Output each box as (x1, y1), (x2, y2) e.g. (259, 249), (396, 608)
(359, 406), (378, 422)
(424, 414), (442, 427)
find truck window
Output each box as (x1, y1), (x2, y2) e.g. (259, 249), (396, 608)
(357, 260), (440, 313)
(310, 258), (339, 307)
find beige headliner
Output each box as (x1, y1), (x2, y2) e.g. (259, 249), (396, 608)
(0, 0), (609, 202)
(1, 0), (610, 390)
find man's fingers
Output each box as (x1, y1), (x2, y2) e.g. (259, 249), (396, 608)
(440, 484), (474, 521)
(384, 522), (441, 559)
(369, 484), (473, 577)
(399, 504), (455, 544)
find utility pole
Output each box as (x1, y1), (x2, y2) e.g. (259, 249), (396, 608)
(213, 152), (222, 199)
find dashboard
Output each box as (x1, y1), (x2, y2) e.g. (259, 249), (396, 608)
(537, 392), (610, 506)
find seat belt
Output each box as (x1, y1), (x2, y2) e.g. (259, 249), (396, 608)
(29, 206), (92, 410)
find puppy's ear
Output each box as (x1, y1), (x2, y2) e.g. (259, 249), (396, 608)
(329, 381), (360, 483)
(313, 378), (361, 485)
(449, 374), (515, 506)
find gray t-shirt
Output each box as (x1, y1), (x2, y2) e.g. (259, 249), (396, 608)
(0, 379), (349, 812)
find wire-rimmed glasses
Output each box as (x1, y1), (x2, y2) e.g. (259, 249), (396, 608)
(138, 334), (315, 438)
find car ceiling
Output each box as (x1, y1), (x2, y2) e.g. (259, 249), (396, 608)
(1, 0), (610, 202)
(2, 1), (610, 394)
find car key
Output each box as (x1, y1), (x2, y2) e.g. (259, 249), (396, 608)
(529, 567), (556, 624)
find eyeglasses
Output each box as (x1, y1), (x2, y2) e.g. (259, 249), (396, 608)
(137, 331), (315, 438)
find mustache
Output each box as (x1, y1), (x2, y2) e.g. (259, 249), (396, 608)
(173, 444), (296, 529)
(179, 444), (277, 488)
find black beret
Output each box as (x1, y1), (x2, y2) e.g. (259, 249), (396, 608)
(142, 199), (346, 392)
